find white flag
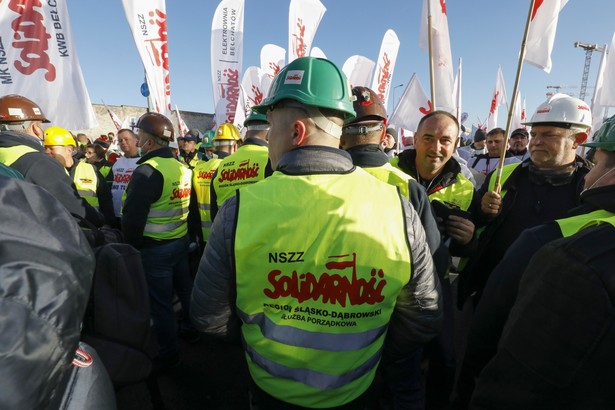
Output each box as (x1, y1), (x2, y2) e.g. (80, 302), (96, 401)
(590, 39), (611, 140)
(511, 90), (525, 132)
(389, 73), (433, 133)
(419, 0), (455, 112)
(453, 57), (462, 119)
(310, 47), (327, 59)
(175, 105), (189, 138)
(211, 0), (245, 126)
(260, 44), (286, 97)
(0, 1), (97, 129)
(235, 66), (266, 130)
(597, 33), (615, 108)
(102, 100), (123, 131)
(121, 0), (172, 119)
(524, 0), (569, 73)
(486, 66), (508, 131)
(371, 29), (400, 109)
(288, 0), (326, 63)
(342, 55), (375, 88)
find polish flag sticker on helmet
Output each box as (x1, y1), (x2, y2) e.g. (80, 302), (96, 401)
(284, 70), (304, 85)
(8, 108), (24, 118)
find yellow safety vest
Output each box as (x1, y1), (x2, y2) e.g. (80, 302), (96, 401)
(192, 158), (222, 241)
(234, 168), (412, 408)
(0, 145), (38, 166)
(71, 161), (99, 209)
(362, 162), (413, 199)
(486, 162), (522, 197)
(555, 209), (615, 238)
(213, 144), (269, 207)
(140, 157), (192, 240)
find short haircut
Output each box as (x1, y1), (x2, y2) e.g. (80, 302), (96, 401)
(117, 128), (137, 139)
(417, 110), (460, 134)
(602, 149), (615, 168)
(487, 128), (505, 138)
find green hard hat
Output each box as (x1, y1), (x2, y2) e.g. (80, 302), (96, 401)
(253, 57), (356, 120)
(582, 115), (615, 151)
(243, 109), (268, 127)
(200, 130), (215, 148)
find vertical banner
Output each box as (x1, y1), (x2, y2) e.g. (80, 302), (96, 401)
(389, 73), (432, 133)
(524, 0), (569, 73)
(597, 34), (615, 107)
(310, 47), (327, 59)
(420, 0), (455, 112)
(211, 0), (245, 126)
(175, 105), (189, 137)
(371, 29), (400, 109)
(260, 44), (286, 96)
(121, 0), (172, 119)
(235, 66), (265, 130)
(511, 90), (525, 131)
(0, 0), (97, 129)
(342, 55), (375, 88)
(102, 100), (123, 131)
(288, 0), (326, 63)
(486, 66), (508, 131)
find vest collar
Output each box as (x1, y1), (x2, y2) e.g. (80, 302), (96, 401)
(277, 146), (354, 175)
(347, 144), (388, 168)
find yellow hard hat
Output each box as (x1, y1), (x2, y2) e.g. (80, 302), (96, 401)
(213, 123), (241, 141)
(44, 126), (76, 147)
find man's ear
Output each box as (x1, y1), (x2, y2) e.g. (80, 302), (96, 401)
(573, 131), (589, 148)
(30, 121), (44, 141)
(292, 119), (308, 146)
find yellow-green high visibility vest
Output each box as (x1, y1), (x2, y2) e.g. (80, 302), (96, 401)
(213, 144), (269, 207)
(234, 168), (412, 408)
(98, 164), (112, 179)
(0, 145), (38, 166)
(362, 162), (413, 199)
(71, 161), (99, 209)
(429, 173), (475, 212)
(556, 209), (615, 238)
(486, 162), (522, 198)
(141, 157), (192, 240)
(192, 158), (222, 241)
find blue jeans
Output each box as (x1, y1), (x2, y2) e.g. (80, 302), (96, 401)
(140, 235), (192, 358)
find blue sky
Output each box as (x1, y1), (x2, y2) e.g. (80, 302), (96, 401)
(68, 0), (615, 129)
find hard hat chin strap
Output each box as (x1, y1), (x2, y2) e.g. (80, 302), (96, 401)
(302, 105), (343, 139)
(342, 122), (384, 135)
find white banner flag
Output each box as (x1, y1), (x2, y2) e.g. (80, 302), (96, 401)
(0, 1), (96, 129)
(102, 100), (123, 131)
(310, 47), (327, 59)
(420, 0), (455, 113)
(175, 105), (189, 137)
(235, 66), (266, 130)
(288, 0), (326, 63)
(524, 0), (569, 73)
(342, 55), (375, 88)
(260, 44), (286, 97)
(486, 66), (508, 131)
(511, 90), (525, 132)
(121, 0), (172, 119)
(389, 73), (433, 133)
(597, 33), (615, 108)
(371, 29), (400, 109)
(590, 39), (610, 139)
(211, 0), (245, 126)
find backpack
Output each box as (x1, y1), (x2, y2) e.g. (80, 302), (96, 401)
(81, 242), (156, 386)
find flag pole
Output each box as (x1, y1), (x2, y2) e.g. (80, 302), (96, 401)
(493, 0), (535, 194)
(427, 1), (437, 109)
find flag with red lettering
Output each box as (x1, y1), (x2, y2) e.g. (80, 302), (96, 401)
(370, 29), (400, 109)
(389, 73), (432, 133)
(235, 66), (265, 130)
(524, 0), (569, 73)
(211, 0), (245, 126)
(102, 100), (123, 131)
(288, 0), (326, 63)
(511, 90), (525, 131)
(419, 0), (455, 113)
(486, 66), (508, 131)
(0, 0), (97, 129)
(121, 0), (172, 119)
(175, 105), (189, 137)
(260, 44), (286, 96)
(342, 55), (375, 88)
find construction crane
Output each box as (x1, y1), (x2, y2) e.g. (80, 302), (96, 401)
(574, 42), (600, 101)
(545, 85), (578, 98)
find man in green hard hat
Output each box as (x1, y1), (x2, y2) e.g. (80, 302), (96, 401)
(190, 57), (442, 409)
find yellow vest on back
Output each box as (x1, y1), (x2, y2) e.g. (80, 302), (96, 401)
(362, 162), (413, 199)
(234, 168), (412, 408)
(213, 143), (268, 207)
(556, 209), (615, 238)
(71, 161), (99, 208)
(192, 158), (222, 241)
(0, 145), (38, 166)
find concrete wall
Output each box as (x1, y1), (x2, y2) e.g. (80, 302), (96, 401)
(73, 104), (214, 141)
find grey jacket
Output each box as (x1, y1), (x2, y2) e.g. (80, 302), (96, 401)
(191, 146), (443, 363)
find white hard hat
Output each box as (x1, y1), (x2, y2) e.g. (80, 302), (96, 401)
(523, 93), (592, 129)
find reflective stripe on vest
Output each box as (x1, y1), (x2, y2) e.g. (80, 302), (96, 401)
(192, 158), (222, 241)
(362, 162), (413, 199)
(429, 173), (474, 212)
(555, 209), (615, 238)
(213, 144), (269, 207)
(141, 157), (192, 240)
(0, 145), (38, 166)
(72, 162), (99, 209)
(486, 162), (521, 198)
(234, 168), (412, 408)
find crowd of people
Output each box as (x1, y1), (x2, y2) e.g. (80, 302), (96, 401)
(1, 56), (614, 410)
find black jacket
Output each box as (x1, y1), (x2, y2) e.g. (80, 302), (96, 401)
(0, 131), (105, 227)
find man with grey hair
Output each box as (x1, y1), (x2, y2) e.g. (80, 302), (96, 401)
(0, 94), (104, 227)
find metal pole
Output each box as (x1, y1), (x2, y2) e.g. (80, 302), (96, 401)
(493, 0), (535, 195)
